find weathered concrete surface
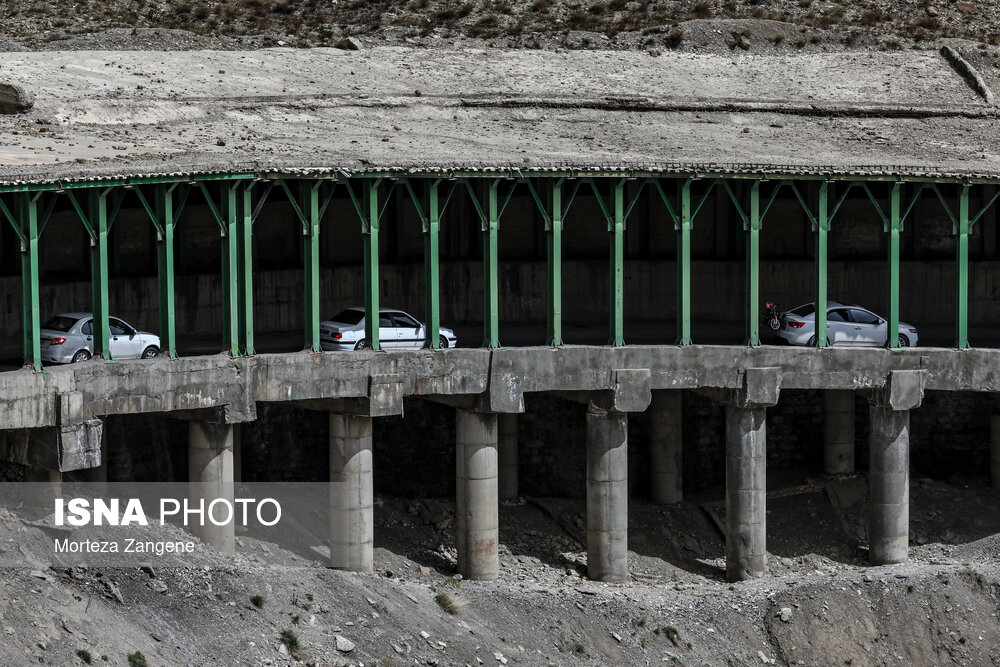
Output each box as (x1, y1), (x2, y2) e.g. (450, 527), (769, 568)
(725, 405), (768, 582)
(823, 390), (855, 475)
(0, 48), (999, 184)
(0, 419), (102, 472)
(329, 412), (374, 573)
(586, 406), (629, 582)
(455, 409), (499, 581)
(188, 419), (235, 554)
(868, 405), (910, 566)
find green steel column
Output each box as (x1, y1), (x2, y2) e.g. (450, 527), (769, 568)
(956, 184), (971, 349)
(609, 179), (625, 346)
(304, 183), (322, 352)
(424, 181), (441, 349)
(89, 190), (111, 361)
(363, 180), (381, 350)
(886, 182), (902, 349)
(155, 185), (178, 358)
(240, 184), (254, 355)
(482, 181), (500, 348)
(19, 193), (42, 371)
(221, 184), (239, 356)
(547, 180), (563, 347)
(744, 182), (761, 347)
(814, 182), (829, 348)
(676, 180), (692, 345)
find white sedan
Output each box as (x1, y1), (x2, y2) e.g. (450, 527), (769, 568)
(776, 301), (918, 347)
(320, 307), (458, 351)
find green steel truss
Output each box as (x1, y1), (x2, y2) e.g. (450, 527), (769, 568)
(2, 173), (999, 371)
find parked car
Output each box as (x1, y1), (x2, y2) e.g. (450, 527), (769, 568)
(320, 307), (458, 351)
(775, 301), (918, 347)
(39, 313), (161, 363)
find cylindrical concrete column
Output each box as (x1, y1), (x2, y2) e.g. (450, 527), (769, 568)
(991, 399), (1000, 495)
(586, 406), (629, 582)
(329, 413), (374, 572)
(498, 413), (518, 501)
(823, 390), (855, 475)
(725, 405), (767, 582)
(869, 405), (909, 565)
(456, 409), (499, 580)
(188, 420), (235, 554)
(233, 423), (242, 486)
(650, 390), (683, 504)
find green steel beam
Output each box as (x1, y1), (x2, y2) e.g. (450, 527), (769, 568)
(676, 180), (692, 345)
(547, 179), (564, 347)
(20, 193), (42, 371)
(483, 180), (500, 348)
(221, 183), (240, 356)
(886, 182), (902, 350)
(240, 183), (255, 355)
(363, 180), (381, 351)
(88, 189), (111, 361)
(155, 184), (178, 358)
(744, 181), (761, 347)
(609, 178), (625, 346)
(814, 182), (830, 348)
(424, 180), (441, 349)
(956, 185), (970, 349)
(303, 181), (322, 352)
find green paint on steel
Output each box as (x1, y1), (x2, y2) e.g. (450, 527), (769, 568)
(155, 184), (178, 358)
(89, 190), (111, 361)
(610, 178), (625, 346)
(548, 179), (564, 347)
(363, 180), (381, 351)
(424, 180), (441, 349)
(483, 180), (500, 348)
(886, 182), (902, 350)
(303, 182), (322, 353)
(221, 183), (240, 357)
(744, 181), (761, 347)
(21, 193), (42, 371)
(240, 183), (255, 355)
(676, 180), (692, 345)
(814, 182), (830, 348)
(956, 185), (970, 349)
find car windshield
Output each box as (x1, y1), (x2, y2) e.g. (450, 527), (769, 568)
(328, 309), (364, 325)
(789, 304), (815, 317)
(42, 316), (79, 332)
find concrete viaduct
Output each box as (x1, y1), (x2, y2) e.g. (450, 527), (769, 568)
(2, 47), (1000, 582)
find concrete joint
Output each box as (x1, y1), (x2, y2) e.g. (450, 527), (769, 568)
(699, 367), (781, 408)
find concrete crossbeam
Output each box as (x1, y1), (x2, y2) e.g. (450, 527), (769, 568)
(456, 409), (499, 580)
(329, 413), (374, 572)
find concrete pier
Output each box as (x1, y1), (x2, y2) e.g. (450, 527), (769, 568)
(650, 390), (683, 504)
(188, 420), (235, 554)
(498, 413), (518, 501)
(329, 413), (374, 572)
(725, 405), (767, 582)
(823, 390), (855, 475)
(585, 405), (629, 582)
(869, 405), (910, 565)
(456, 409), (499, 580)
(991, 398), (1000, 494)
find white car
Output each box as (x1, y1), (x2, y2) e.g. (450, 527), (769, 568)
(320, 307), (458, 351)
(776, 301), (918, 347)
(39, 312), (161, 363)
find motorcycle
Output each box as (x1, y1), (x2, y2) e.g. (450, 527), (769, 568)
(763, 301), (780, 332)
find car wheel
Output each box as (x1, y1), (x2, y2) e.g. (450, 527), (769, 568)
(354, 339), (369, 351)
(897, 334), (910, 348)
(71, 350), (91, 363)
(807, 335), (831, 347)
(438, 335), (449, 349)
(141, 346), (159, 359)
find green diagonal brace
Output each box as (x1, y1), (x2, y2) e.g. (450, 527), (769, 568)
(956, 184), (970, 349)
(744, 181), (761, 347)
(677, 180), (692, 345)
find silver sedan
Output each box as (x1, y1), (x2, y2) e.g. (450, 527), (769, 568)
(39, 313), (161, 363)
(320, 307), (458, 351)
(775, 301), (918, 347)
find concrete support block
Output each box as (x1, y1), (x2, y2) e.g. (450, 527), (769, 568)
(823, 390), (855, 475)
(188, 420), (235, 555)
(991, 398), (1000, 495)
(456, 410), (499, 580)
(329, 413), (374, 572)
(650, 390), (683, 504)
(725, 405), (767, 582)
(586, 406), (629, 582)
(498, 413), (518, 501)
(868, 404), (910, 565)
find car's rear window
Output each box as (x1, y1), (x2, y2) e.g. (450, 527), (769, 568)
(328, 309), (364, 325)
(789, 304), (815, 317)
(42, 316), (78, 332)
